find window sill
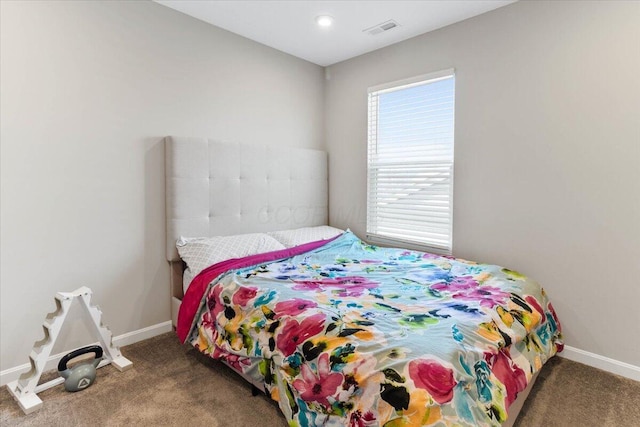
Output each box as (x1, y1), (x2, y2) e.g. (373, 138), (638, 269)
(366, 234), (451, 256)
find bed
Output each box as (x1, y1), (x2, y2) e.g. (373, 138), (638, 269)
(165, 136), (563, 427)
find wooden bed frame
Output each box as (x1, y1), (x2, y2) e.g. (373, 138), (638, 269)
(164, 135), (535, 426)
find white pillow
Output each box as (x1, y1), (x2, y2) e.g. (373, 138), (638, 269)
(176, 233), (286, 277)
(183, 267), (195, 295)
(267, 226), (343, 248)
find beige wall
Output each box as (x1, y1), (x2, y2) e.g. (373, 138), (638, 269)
(0, 1), (324, 370)
(326, 0), (640, 366)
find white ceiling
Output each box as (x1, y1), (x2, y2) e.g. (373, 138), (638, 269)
(155, 1), (516, 67)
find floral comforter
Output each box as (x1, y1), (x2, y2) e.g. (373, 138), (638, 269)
(177, 231), (562, 427)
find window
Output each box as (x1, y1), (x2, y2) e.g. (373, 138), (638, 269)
(367, 69), (455, 254)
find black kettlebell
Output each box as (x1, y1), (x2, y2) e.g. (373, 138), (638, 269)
(57, 345), (103, 392)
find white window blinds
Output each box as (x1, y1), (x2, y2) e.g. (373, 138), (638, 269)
(367, 69), (455, 254)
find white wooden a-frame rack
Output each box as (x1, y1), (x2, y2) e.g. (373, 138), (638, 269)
(6, 286), (133, 414)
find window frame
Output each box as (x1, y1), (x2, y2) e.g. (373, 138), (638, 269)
(366, 68), (455, 255)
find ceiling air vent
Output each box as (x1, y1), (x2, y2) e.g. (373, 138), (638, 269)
(364, 20), (400, 36)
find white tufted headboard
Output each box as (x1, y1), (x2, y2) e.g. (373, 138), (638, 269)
(165, 136), (328, 312)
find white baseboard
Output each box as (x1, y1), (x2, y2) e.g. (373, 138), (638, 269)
(0, 320), (173, 387)
(559, 345), (640, 382)
(108, 320), (173, 348)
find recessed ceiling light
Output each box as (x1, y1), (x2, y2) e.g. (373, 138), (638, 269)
(316, 15), (334, 28)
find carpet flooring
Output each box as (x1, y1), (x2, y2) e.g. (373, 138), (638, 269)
(2, 332), (639, 426)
